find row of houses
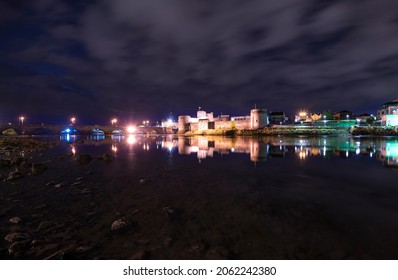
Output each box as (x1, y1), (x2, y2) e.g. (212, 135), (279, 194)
(163, 99), (398, 131)
(268, 99), (398, 126)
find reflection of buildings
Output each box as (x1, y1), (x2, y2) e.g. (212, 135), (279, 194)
(375, 142), (398, 168)
(175, 136), (268, 162)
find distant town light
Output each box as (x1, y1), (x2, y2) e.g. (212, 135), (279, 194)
(70, 117), (76, 125)
(19, 116), (25, 125)
(168, 118), (172, 124)
(127, 125), (136, 134)
(111, 118), (118, 126)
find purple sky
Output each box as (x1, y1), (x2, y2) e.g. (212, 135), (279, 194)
(1, 0), (398, 124)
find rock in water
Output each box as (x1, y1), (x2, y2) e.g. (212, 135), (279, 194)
(102, 153), (115, 162)
(0, 159), (11, 169)
(111, 218), (130, 231)
(54, 182), (66, 188)
(7, 170), (22, 181)
(4, 232), (30, 243)
(9, 216), (22, 224)
(37, 221), (55, 231)
(31, 163), (47, 175)
(45, 250), (64, 260)
(139, 179), (148, 185)
(75, 154), (92, 164)
(8, 240), (29, 256)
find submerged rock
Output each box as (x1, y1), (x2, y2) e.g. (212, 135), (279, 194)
(9, 216), (22, 224)
(7, 170), (22, 181)
(139, 179), (148, 185)
(111, 217), (131, 231)
(161, 207), (183, 223)
(75, 154), (92, 164)
(8, 240), (30, 256)
(45, 250), (64, 260)
(31, 163), (47, 175)
(102, 153), (115, 162)
(0, 159), (11, 169)
(4, 232), (30, 243)
(54, 182), (66, 188)
(37, 221), (55, 231)
(130, 250), (150, 260)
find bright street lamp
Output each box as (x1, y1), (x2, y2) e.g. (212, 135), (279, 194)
(70, 117), (76, 126)
(19, 116), (25, 125)
(111, 118), (118, 126)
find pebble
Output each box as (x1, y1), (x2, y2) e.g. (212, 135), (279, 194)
(4, 232), (30, 243)
(8, 240), (29, 256)
(9, 216), (22, 224)
(139, 179), (148, 185)
(45, 250), (64, 260)
(46, 181), (55, 186)
(7, 170), (22, 181)
(75, 246), (92, 254)
(37, 221), (55, 231)
(81, 188), (91, 194)
(31, 163), (47, 175)
(130, 250), (150, 260)
(75, 154), (92, 164)
(111, 218), (130, 231)
(102, 153), (115, 162)
(54, 182), (66, 188)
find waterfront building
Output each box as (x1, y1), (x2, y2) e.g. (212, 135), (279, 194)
(178, 108), (268, 133)
(377, 99), (398, 126)
(333, 110), (353, 120)
(269, 112), (286, 125)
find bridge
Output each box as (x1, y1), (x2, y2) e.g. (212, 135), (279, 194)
(0, 124), (175, 135)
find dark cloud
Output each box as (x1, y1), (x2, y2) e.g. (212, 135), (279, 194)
(1, 0), (398, 123)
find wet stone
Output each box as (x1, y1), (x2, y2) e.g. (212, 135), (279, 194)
(9, 216), (22, 224)
(8, 240), (30, 256)
(54, 182), (66, 188)
(111, 217), (131, 232)
(75, 154), (92, 164)
(37, 221), (55, 231)
(45, 250), (64, 260)
(75, 245), (92, 254)
(138, 179), (148, 185)
(7, 170), (22, 181)
(0, 159), (11, 169)
(31, 163), (47, 176)
(102, 153), (115, 162)
(5, 232), (30, 243)
(130, 250), (150, 260)
(81, 188), (91, 194)
(161, 207), (183, 223)
(46, 181), (55, 186)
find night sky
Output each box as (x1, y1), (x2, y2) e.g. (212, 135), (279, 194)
(1, 0), (398, 124)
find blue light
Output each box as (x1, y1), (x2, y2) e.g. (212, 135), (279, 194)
(65, 128), (71, 133)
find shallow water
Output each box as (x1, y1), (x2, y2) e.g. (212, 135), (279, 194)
(1, 134), (398, 259)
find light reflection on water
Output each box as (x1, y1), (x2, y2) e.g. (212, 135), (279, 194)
(59, 134), (398, 168)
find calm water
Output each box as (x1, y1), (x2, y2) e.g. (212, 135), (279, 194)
(59, 134), (398, 168)
(17, 134), (398, 259)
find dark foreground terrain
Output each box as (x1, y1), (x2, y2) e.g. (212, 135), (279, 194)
(1, 136), (398, 259)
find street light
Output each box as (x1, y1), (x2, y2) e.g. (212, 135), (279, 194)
(111, 118), (118, 126)
(70, 117), (76, 126)
(19, 116), (25, 125)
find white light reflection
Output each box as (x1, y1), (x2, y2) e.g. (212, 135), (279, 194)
(127, 135), (136, 145)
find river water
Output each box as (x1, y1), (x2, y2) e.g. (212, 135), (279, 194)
(2, 134), (398, 259)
